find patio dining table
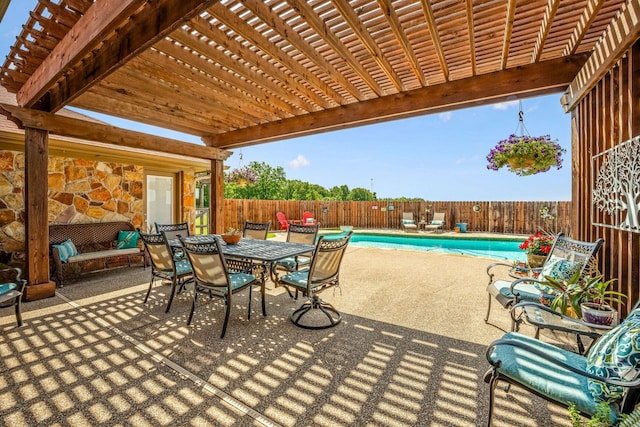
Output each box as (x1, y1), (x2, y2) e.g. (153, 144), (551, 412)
(176, 235), (315, 281)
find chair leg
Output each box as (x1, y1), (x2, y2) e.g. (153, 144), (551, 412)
(221, 296), (231, 339)
(261, 282), (266, 316)
(165, 278), (177, 313)
(487, 374), (498, 427)
(247, 286), (253, 320)
(290, 295), (342, 329)
(484, 293), (492, 323)
(187, 291), (198, 325)
(143, 276), (154, 303)
(15, 297), (22, 327)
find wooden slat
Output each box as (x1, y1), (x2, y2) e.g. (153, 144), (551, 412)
(500, 0), (517, 69)
(563, 0), (606, 55)
(0, 103), (232, 161)
(204, 55), (588, 148)
(563, 0), (640, 112)
(531, 0), (561, 62)
(44, 0), (220, 113)
(419, 0), (449, 81)
(466, 0), (476, 76)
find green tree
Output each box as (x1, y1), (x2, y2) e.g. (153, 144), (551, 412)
(348, 187), (376, 201)
(225, 161), (287, 200)
(328, 185), (350, 201)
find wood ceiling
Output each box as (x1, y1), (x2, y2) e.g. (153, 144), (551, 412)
(0, 0), (629, 150)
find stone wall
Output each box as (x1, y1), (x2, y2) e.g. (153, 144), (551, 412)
(0, 150), (195, 266)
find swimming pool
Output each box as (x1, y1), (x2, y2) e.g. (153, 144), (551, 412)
(345, 233), (526, 261)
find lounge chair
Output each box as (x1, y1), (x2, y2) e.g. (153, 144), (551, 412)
(485, 232), (604, 329)
(485, 303), (640, 425)
(400, 212), (418, 232)
(302, 211), (318, 226)
(424, 212), (445, 232)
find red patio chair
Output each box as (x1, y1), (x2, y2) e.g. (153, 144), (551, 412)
(276, 211), (290, 230)
(302, 211), (318, 226)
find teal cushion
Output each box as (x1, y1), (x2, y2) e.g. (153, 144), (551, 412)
(229, 273), (256, 291)
(53, 238), (78, 263)
(539, 255), (580, 281)
(116, 230), (139, 249)
(280, 270), (310, 290)
(174, 260), (192, 276)
(494, 279), (544, 304)
(305, 217), (315, 224)
(489, 332), (616, 421)
(402, 219), (415, 225)
(586, 311), (640, 403)
(0, 282), (18, 295)
(430, 220), (444, 225)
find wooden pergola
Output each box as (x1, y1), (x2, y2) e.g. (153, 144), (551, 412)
(1, 0), (639, 300)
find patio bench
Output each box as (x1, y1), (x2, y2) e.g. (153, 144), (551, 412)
(49, 221), (146, 287)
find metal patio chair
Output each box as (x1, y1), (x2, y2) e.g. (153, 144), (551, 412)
(276, 232), (352, 329)
(271, 223), (319, 296)
(242, 220), (271, 240)
(0, 266), (27, 327)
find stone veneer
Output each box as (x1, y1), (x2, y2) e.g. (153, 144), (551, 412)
(0, 149), (196, 267)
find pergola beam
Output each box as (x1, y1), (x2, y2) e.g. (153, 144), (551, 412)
(19, 0), (219, 112)
(0, 103), (232, 161)
(204, 54), (588, 148)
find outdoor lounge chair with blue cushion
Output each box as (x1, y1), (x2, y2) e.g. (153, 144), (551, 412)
(401, 212), (418, 232)
(424, 212), (445, 232)
(484, 305), (640, 426)
(0, 266), (27, 327)
(484, 232), (604, 328)
(277, 232), (352, 329)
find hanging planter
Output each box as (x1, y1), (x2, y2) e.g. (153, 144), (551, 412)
(486, 102), (566, 176)
(225, 166), (258, 187)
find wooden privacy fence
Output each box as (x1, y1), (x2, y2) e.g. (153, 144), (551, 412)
(211, 200), (571, 236)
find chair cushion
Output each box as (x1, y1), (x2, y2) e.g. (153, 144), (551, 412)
(488, 332), (613, 420)
(53, 238), (79, 263)
(586, 311), (640, 403)
(402, 219), (415, 225)
(305, 217), (315, 224)
(229, 273), (256, 290)
(175, 260), (193, 276)
(492, 279), (543, 306)
(116, 230), (139, 249)
(280, 270), (310, 290)
(539, 255), (580, 281)
(0, 282), (18, 295)
(430, 220), (444, 225)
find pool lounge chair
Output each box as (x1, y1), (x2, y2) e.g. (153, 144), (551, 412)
(401, 212), (418, 232)
(424, 212), (445, 232)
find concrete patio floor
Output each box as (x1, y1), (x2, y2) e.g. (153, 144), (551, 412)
(0, 238), (582, 426)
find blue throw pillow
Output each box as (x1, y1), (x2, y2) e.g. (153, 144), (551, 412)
(53, 238), (78, 263)
(430, 220), (444, 225)
(402, 219), (415, 225)
(539, 255), (580, 281)
(116, 231), (139, 249)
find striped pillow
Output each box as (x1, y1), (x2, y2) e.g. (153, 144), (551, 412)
(53, 238), (78, 263)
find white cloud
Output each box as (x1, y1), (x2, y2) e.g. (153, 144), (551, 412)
(288, 154), (310, 169)
(492, 100), (519, 110)
(455, 157), (465, 164)
(439, 111), (452, 121)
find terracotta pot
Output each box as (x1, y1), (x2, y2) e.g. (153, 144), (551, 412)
(527, 253), (547, 268)
(221, 234), (241, 245)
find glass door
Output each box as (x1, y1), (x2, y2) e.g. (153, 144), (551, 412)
(146, 174), (174, 231)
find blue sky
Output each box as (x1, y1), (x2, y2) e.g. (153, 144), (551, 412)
(0, 1), (572, 201)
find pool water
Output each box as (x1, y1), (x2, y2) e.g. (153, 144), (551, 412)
(346, 233), (526, 261)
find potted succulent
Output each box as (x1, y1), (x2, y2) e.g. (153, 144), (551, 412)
(221, 227), (242, 245)
(486, 134), (566, 176)
(519, 232), (554, 268)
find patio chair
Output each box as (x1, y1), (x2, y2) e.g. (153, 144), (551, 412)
(276, 232), (352, 329)
(155, 222), (191, 258)
(0, 266), (27, 326)
(302, 211), (318, 226)
(424, 212), (446, 232)
(243, 220), (271, 240)
(140, 231), (193, 313)
(485, 232), (604, 329)
(400, 212), (418, 232)
(271, 223), (319, 294)
(179, 236), (262, 338)
(276, 211), (290, 231)
(484, 305), (640, 426)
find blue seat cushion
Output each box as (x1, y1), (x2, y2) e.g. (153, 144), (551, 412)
(174, 260), (192, 276)
(0, 282), (18, 295)
(488, 332), (617, 422)
(275, 257), (310, 271)
(280, 270), (309, 290)
(229, 273), (256, 291)
(493, 279), (544, 304)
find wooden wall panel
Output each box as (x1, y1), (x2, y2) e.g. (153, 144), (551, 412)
(573, 40), (640, 315)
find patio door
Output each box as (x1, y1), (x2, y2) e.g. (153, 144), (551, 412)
(146, 173), (176, 231)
